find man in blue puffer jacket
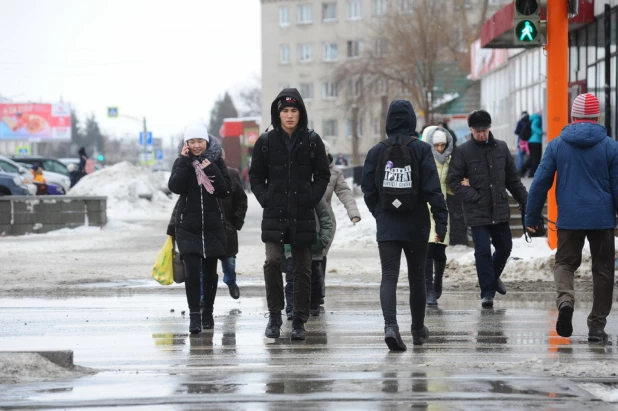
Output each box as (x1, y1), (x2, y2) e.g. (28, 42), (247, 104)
(525, 93), (618, 343)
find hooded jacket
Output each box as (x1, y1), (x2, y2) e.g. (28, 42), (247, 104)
(249, 88), (331, 245)
(526, 122), (618, 230)
(422, 126), (454, 244)
(528, 113), (543, 144)
(361, 100), (448, 242)
(168, 137), (231, 258)
(447, 132), (528, 227)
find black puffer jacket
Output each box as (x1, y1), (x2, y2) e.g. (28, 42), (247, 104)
(222, 168), (248, 257)
(168, 150), (231, 258)
(361, 100), (448, 242)
(447, 132), (528, 227)
(249, 88), (331, 245)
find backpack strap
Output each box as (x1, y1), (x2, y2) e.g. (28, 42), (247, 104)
(308, 129), (318, 160)
(258, 131), (269, 164)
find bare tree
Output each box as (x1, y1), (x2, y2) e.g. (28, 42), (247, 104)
(235, 77), (261, 117)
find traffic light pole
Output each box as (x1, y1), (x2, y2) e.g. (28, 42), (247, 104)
(545, 0), (568, 250)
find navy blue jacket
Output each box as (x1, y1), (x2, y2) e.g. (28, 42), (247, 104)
(361, 100), (448, 242)
(525, 121), (618, 230)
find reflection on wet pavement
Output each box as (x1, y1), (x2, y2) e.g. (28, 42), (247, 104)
(0, 290), (616, 409)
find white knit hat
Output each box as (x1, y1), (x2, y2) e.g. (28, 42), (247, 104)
(183, 123), (210, 143)
(432, 130), (448, 145)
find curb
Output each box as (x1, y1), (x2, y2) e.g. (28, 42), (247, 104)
(0, 350), (74, 369)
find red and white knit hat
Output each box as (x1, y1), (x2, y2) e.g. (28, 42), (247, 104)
(571, 93), (600, 119)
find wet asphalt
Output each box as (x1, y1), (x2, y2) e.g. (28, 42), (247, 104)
(1, 288), (617, 410)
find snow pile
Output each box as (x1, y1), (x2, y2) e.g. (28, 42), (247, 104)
(0, 353), (94, 384)
(330, 192), (377, 248)
(68, 162), (174, 220)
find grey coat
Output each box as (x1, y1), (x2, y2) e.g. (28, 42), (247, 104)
(323, 161), (361, 254)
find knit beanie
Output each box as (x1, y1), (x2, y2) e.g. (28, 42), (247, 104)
(432, 130), (448, 145)
(571, 93), (600, 119)
(184, 123), (210, 143)
(277, 96), (300, 112)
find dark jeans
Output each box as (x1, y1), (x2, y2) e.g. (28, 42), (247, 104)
(183, 254), (219, 312)
(378, 241), (428, 330)
(427, 243), (447, 262)
(285, 258), (323, 313)
(554, 229), (615, 331)
(264, 242), (312, 322)
(525, 142), (542, 177)
(470, 222), (513, 299)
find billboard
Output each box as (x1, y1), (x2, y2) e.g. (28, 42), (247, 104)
(0, 103), (71, 141)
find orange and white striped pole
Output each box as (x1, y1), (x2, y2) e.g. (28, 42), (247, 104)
(544, 0), (569, 249)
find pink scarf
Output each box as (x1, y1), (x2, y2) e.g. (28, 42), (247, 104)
(192, 160), (215, 194)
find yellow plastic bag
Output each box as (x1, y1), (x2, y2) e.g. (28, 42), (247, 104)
(152, 236), (174, 285)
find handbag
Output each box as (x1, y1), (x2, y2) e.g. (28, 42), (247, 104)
(172, 237), (186, 284)
(152, 236), (174, 285)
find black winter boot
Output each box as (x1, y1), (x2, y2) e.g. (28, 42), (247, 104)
(265, 312), (283, 338)
(412, 326), (429, 346)
(434, 260), (446, 300)
(424, 259), (437, 306)
(384, 325), (407, 352)
(202, 274), (218, 330)
(189, 312), (201, 334)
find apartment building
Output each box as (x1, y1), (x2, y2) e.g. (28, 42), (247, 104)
(260, 0), (509, 157)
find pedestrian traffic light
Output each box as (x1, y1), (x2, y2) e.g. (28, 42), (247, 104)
(97, 154), (104, 162)
(513, 0), (546, 46)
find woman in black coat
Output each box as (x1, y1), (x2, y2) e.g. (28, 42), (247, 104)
(168, 124), (231, 334)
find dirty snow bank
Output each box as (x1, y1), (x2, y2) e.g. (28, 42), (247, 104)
(0, 353), (94, 384)
(68, 162), (174, 220)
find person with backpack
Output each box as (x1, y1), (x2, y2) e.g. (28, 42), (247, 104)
(361, 100), (448, 352)
(447, 110), (528, 308)
(526, 93), (618, 343)
(421, 126), (454, 306)
(249, 88), (330, 341)
(76, 147), (94, 184)
(168, 123), (232, 334)
(514, 111), (530, 175)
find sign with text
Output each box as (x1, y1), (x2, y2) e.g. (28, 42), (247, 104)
(0, 103), (71, 141)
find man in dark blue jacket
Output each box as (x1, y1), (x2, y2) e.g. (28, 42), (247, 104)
(362, 100), (448, 351)
(526, 93), (618, 343)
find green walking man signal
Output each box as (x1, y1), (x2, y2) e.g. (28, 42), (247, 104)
(513, 0), (545, 46)
(516, 20), (537, 42)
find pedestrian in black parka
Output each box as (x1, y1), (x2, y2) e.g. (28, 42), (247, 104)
(249, 88), (330, 341)
(168, 123), (231, 334)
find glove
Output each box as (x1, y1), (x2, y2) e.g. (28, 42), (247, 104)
(351, 217), (361, 225)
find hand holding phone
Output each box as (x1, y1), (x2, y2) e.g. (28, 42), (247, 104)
(181, 142), (189, 157)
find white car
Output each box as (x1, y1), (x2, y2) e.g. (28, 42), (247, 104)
(0, 156), (37, 195)
(11, 160), (71, 194)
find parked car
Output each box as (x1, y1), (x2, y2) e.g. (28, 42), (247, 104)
(11, 160), (71, 194)
(0, 156), (37, 195)
(0, 171), (31, 196)
(11, 156), (70, 177)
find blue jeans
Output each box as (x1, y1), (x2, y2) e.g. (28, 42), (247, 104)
(470, 222), (513, 299)
(221, 256), (237, 285)
(517, 146), (525, 173)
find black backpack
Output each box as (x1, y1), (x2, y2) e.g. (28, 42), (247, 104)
(258, 129), (319, 164)
(375, 136), (420, 213)
(520, 118), (532, 141)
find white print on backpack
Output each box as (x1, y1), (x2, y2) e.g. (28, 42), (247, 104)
(383, 164), (412, 188)
(392, 199), (402, 208)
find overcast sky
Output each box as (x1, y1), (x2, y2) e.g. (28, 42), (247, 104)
(0, 0), (261, 142)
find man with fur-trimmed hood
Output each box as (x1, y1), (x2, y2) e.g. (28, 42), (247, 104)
(249, 88), (330, 341)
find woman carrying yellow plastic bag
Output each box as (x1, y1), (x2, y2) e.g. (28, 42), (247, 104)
(152, 236), (174, 285)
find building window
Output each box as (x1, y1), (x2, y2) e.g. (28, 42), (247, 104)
(298, 4), (313, 24)
(280, 45), (290, 64)
(299, 43), (313, 63)
(322, 2), (337, 22)
(347, 0), (362, 20)
(373, 118), (381, 135)
(280, 83), (290, 91)
(374, 78), (387, 95)
(279, 7), (289, 27)
(347, 40), (363, 58)
(346, 118), (363, 137)
(372, 0), (387, 16)
(323, 82), (338, 99)
(348, 77), (363, 97)
(398, 0), (414, 13)
(323, 42), (338, 62)
(374, 38), (388, 56)
(299, 83), (314, 101)
(323, 119), (338, 138)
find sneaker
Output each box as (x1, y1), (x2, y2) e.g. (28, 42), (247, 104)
(412, 326), (429, 346)
(228, 283), (240, 300)
(588, 329), (608, 343)
(496, 279), (507, 295)
(556, 302), (574, 338)
(189, 312), (201, 334)
(481, 297), (494, 308)
(202, 312), (214, 330)
(310, 307), (320, 317)
(290, 320), (307, 340)
(265, 312), (282, 339)
(384, 325), (407, 351)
